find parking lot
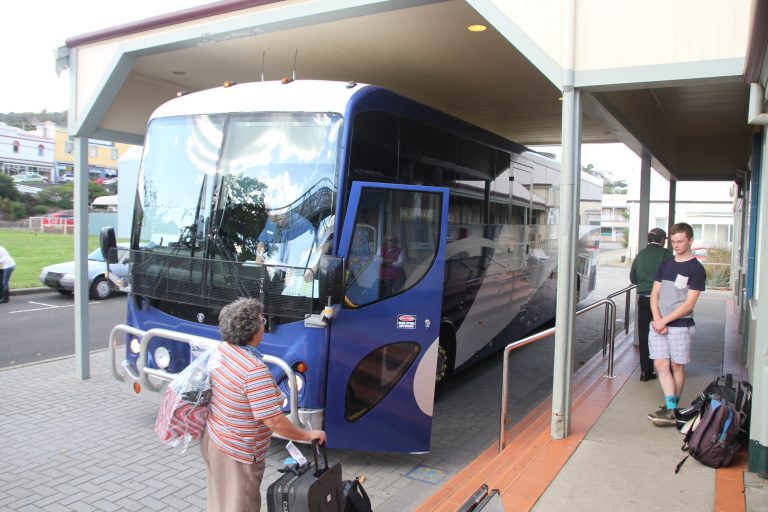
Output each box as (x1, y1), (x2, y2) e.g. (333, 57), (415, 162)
(0, 291), (125, 368)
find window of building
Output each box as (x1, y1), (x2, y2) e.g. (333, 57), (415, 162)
(38, 144), (45, 156)
(13, 141), (20, 153)
(90, 146), (97, 158)
(111, 148), (118, 160)
(655, 218), (667, 229)
(65, 141), (73, 154)
(690, 224), (703, 240)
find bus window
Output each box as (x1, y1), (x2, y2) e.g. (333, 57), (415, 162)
(345, 342), (421, 422)
(344, 188), (442, 307)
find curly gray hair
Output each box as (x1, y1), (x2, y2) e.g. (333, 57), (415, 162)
(218, 298), (264, 346)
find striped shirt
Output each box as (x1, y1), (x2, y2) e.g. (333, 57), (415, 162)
(206, 342), (285, 464)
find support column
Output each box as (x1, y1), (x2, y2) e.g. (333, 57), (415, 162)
(668, 179), (677, 238)
(749, 132), (768, 474)
(552, 87), (582, 440)
(73, 137), (90, 380)
(638, 152), (651, 251)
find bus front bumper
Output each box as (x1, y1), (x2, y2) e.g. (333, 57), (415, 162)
(108, 324), (321, 430)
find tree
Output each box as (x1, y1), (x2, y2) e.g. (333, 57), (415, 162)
(36, 182), (110, 210)
(0, 111), (67, 130)
(0, 174), (22, 201)
(582, 164), (627, 194)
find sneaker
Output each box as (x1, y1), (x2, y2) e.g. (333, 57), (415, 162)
(648, 406), (676, 427)
(647, 405), (665, 421)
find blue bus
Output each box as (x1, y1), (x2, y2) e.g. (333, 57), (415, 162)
(104, 80), (601, 453)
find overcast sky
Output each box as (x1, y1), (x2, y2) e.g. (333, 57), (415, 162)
(1, 0), (209, 113)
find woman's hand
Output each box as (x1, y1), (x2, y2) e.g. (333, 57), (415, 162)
(305, 429), (327, 445)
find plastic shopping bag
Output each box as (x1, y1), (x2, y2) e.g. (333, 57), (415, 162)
(154, 342), (220, 452)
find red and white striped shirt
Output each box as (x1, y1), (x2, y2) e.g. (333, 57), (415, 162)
(206, 342), (284, 463)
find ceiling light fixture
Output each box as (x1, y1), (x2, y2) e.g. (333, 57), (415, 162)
(467, 24), (487, 32)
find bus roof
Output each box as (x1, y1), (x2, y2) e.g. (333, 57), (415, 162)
(150, 80), (370, 120)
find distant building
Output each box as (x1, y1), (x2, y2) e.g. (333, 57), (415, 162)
(54, 128), (133, 183)
(626, 180), (734, 258)
(600, 193), (629, 244)
(0, 122), (55, 181)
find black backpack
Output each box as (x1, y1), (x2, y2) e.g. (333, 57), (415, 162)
(674, 374), (752, 439)
(675, 395), (745, 473)
(342, 477), (372, 512)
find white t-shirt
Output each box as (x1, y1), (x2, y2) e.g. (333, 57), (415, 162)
(0, 246), (15, 269)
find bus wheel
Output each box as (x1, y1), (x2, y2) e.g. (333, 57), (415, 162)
(435, 343), (449, 385)
(435, 325), (453, 386)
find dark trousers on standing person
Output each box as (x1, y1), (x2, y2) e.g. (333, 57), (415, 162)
(637, 295), (655, 378)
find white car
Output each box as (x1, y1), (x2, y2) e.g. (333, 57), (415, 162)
(39, 246), (130, 299)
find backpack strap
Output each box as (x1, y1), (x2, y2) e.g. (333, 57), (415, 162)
(675, 455), (689, 474)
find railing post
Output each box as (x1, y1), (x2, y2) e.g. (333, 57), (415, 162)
(607, 299), (617, 378)
(625, 288), (631, 334)
(500, 346), (511, 452)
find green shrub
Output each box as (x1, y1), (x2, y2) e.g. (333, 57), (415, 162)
(702, 246), (731, 289)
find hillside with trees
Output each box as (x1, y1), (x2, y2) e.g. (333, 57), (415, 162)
(0, 111), (67, 130)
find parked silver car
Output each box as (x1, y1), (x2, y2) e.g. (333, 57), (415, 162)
(39, 246), (130, 299)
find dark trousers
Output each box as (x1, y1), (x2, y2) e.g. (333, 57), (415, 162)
(637, 295), (654, 374)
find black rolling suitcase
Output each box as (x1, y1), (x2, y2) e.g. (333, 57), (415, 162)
(267, 442), (343, 512)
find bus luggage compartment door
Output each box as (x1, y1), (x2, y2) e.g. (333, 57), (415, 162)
(325, 182), (449, 452)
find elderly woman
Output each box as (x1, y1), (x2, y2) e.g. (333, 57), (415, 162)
(201, 298), (326, 511)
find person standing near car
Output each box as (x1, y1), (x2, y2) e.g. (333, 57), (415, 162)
(646, 222), (706, 426)
(0, 245), (16, 303)
(630, 228), (672, 381)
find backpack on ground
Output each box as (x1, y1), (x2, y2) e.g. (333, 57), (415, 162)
(341, 477), (372, 512)
(674, 374), (752, 439)
(675, 395), (744, 473)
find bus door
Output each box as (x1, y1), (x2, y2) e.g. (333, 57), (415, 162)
(325, 182), (449, 453)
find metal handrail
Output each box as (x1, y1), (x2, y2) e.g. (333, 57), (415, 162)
(603, 284), (637, 355)
(499, 298), (616, 452)
(108, 324), (302, 427)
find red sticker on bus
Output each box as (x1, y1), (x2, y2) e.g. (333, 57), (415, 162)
(397, 314), (417, 329)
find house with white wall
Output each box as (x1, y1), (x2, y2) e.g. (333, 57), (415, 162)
(0, 122), (55, 181)
(626, 177), (734, 259)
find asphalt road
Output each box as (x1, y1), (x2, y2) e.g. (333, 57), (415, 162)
(0, 291), (127, 368)
(0, 261), (632, 370)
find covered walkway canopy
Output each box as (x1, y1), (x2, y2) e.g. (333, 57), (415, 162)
(58, 0), (768, 472)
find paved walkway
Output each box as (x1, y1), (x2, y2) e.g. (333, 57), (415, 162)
(1, 290), (766, 511)
(420, 291), (767, 511)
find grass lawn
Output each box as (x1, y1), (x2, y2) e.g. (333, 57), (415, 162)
(0, 228), (99, 289)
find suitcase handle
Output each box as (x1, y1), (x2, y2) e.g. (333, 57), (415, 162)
(311, 440), (329, 477)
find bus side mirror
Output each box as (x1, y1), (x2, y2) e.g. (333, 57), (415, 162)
(318, 255), (344, 305)
(100, 227), (118, 264)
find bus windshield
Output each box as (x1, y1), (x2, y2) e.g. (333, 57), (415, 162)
(136, 112), (340, 264)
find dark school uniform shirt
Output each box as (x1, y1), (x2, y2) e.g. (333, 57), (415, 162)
(654, 257), (706, 327)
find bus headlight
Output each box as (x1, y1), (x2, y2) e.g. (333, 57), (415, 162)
(129, 337), (141, 354)
(281, 374), (305, 408)
(154, 347), (171, 369)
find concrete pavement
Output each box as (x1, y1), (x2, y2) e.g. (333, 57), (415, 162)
(1, 288), (766, 510)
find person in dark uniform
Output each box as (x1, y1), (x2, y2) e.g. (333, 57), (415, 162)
(630, 228), (673, 381)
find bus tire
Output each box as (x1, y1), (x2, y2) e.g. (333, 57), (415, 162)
(436, 324), (455, 386)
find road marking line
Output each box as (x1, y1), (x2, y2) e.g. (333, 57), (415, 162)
(28, 301), (57, 307)
(9, 304), (75, 314)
